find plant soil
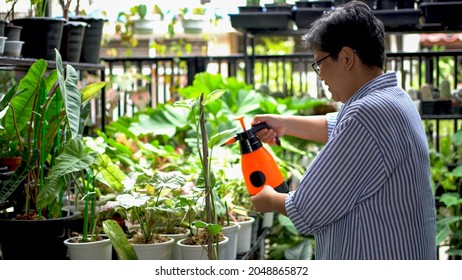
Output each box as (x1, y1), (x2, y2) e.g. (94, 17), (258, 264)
(67, 232), (106, 243)
(158, 226), (189, 235)
(130, 233), (170, 244)
(181, 229), (224, 246)
(14, 212), (46, 220)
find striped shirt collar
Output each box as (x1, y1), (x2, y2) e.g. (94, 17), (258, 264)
(338, 72), (398, 119)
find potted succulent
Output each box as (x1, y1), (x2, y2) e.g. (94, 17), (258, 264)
(0, 49), (106, 259)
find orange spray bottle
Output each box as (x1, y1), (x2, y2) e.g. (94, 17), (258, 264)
(222, 117), (289, 196)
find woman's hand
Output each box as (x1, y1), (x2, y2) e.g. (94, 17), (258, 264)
(252, 114), (285, 146)
(251, 185), (288, 215)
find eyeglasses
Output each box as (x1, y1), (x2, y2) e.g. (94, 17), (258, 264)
(311, 54), (331, 76)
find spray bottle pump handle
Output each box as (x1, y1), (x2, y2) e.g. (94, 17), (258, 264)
(250, 122), (281, 146)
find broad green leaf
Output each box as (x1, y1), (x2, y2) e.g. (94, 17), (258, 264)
(129, 106), (190, 137)
(103, 220), (138, 260)
(440, 193), (462, 208)
(96, 154), (126, 192)
(278, 214), (299, 235)
(37, 138), (98, 208)
(451, 165), (462, 178)
(6, 59), (47, 135)
(284, 239), (313, 260)
(207, 224), (222, 235)
(452, 129), (462, 146)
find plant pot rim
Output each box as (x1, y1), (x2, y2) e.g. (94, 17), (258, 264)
(12, 17), (67, 22)
(64, 235), (110, 245)
(177, 235), (229, 247)
(130, 236), (175, 246)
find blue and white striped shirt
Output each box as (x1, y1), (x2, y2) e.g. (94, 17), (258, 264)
(285, 72), (437, 260)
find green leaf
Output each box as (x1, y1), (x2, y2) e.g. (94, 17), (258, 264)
(37, 139), (98, 208)
(436, 224), (450, 245)
(0, 149), (39, 203)
(452, 129), (462, 146)
(173, 97), (200, 110)
(96, 154), (126, 192)
(278, 214), (299, 235)
(6, 59), (47, 135)
(451, 165), (462, 178)
(82, 81), (107, 103)
(207, 224), (222, 235)
(284, 239), (313, 260)
(129, 105), (190, 137)
(202, 89), (226, 106)
(440, 193), (462, 208)
(103, 220), (138, 260)
(0, 83), (19, 112)
(208, 128), (237, 149)
(193, 221), (207, 228)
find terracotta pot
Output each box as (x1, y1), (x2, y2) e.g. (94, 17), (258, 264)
(0, 156), (22, 172)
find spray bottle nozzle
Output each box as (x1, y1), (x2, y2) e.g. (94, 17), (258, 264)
(221, 136), (238, 147)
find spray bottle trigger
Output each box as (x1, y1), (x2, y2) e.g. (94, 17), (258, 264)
(250, 122), (281, 146)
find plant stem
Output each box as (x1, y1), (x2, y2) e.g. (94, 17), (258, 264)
(199, 93), (216, 260)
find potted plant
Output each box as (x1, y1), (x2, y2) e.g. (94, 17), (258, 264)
(63, 176), (113, 261)
(0, 49), (106, 259)
(172, 88), (237, 260)
(10, 0), (66, 60)
(58, 0), (87, 62)
(100, 172), (179, 260)
(133, 4), (164, 35)
(0, 70), (22, 172)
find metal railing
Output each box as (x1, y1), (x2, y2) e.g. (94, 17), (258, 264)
(94, 51), (462, 150)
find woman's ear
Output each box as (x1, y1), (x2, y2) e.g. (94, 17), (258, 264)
(341, 47), (357, 70)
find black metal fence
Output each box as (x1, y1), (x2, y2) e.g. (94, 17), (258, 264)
(94, 50), (462, 150)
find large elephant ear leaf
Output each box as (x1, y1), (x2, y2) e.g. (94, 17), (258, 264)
(55, 49), (81, 139)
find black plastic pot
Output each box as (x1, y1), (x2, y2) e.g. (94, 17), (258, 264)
(420, 2), (462, 27)
(11, 17), (65, 60)
(60, 21), (87, 62)
(0, 210), (79, 260)
(293, 8), (327, 29)
(0, 19), (6, 37)
(373, 9), (420, 30)
(230, 10), (294, 31)
(238, 6), (264, 13)
(69, 16), (106, 64)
